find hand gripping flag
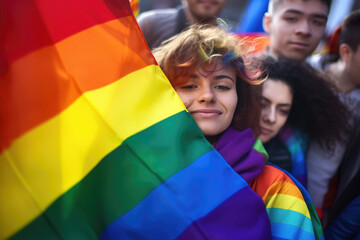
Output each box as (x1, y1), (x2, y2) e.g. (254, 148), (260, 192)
(0, 0), (271, 239)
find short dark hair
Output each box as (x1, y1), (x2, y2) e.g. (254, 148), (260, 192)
(339, 10), (360, 52)
(268, 0), (332, 15)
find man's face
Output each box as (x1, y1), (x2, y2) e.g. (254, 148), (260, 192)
(185, 0), (226, 23)
(348, 45), (360, 87)
(264, 0), (328, 61)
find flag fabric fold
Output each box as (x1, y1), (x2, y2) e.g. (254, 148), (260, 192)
(0, 0), (271, 239)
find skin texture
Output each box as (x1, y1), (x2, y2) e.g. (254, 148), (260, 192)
(263, 0), (329, 61)
(327, 44), (360, 93)
(344, 44), (360, 90)
(259, 79), (293, 143)
(183, 0), (227, 24)
(174, 61), (237, 137)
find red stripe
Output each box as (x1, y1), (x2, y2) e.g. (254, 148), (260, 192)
(0, 0), (132, 63)
(251, 165), (296, 197)
(0, 16), (154, 152)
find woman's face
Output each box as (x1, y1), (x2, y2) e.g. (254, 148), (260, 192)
(259, 79), (293, 143)
(174, 61), (237, 137)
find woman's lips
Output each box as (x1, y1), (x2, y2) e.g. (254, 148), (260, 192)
(191, 109), (221, 118)
(260, 127), (273, 135)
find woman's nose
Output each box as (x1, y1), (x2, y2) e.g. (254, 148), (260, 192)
(264, 107), (276, 123)
(198, 86), (216, 103)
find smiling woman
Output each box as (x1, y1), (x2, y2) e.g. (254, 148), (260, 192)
(153, 24), (325, 239)
(174, 62), (238, 137)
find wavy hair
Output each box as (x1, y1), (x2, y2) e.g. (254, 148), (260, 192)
(261, 57), (351, 149)
(153, 24), (266, 135)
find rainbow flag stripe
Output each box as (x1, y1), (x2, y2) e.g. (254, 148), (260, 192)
(0, 0), (270, 239)
(252, 163), (324, 240)
(130, 0), (139, 17)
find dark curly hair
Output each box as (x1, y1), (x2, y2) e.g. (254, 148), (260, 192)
(261, 57), (351, 149)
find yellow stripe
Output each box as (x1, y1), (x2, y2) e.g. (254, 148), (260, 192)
(265, 193), (310, 218)
(0, 65), (185, 239)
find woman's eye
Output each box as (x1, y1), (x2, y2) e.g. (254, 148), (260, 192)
(181, 85), (197, 89)
(215, 85), (230, 90)
(280, 109), (290, 115)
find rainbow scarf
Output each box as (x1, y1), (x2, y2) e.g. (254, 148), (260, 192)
(278, 125), (309, 187)
(215, 127), (323, 240)
(0, 0), (271, 239)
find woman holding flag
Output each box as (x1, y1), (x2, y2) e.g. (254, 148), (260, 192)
(154, 24), (323, 239)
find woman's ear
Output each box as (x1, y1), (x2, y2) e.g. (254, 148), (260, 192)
(263, 13), (272, 34)
(339, 43), (352, 63)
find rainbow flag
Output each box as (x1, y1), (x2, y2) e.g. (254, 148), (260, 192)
(235, 0), (270, 54)
(0, 0), (271, 239)
(278, 126), (309, 187)
(252, 163), (324, 240)
(130, 0), (139, 17)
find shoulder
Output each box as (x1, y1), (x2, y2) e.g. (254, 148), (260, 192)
(251, 164), (305, 201)
(252, 164), (324, 239)
(137, 8), (178, 24)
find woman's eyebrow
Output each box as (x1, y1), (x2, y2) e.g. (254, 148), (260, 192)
(278, 103), (292, 107)
(190, 73), (199, 79)
(262, 96), (271, 103)
(214, 75), (235, 82)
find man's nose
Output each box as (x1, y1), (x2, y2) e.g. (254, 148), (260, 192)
(295, 20), (312, 37)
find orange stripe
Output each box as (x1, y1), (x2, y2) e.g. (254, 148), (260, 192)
(1, 0), (133, 62)
(251, 165), (299, 198)
(0, 16), (154, 152)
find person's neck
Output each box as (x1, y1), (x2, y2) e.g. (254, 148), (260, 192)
(206, 135), (221, 145)
(184, 8), (217, 25)
(329, 60), (357, 93)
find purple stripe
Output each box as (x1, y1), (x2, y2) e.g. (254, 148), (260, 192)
(177, 186), (271, 240)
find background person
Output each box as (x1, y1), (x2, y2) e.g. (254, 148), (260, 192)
(307, 9), (360, 225)
(262, 0), (330, 62)
(137, 0), (227, 49)
(258, 57), (350, 187)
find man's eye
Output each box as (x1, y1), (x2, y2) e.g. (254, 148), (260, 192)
(311, 19), (326, 26)
(285, 17), (297, 22)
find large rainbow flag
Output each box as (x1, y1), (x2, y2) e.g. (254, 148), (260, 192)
(0, 0), (271, 239)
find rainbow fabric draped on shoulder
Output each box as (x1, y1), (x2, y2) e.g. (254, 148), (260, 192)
(0, 0), (271, 239)
(252, 163), (324, 240)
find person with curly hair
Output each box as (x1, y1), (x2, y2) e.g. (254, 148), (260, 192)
(153, 24), (324, 240)
(258, 57), (350, 188)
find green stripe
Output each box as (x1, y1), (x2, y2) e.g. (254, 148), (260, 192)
(11, 111), (213, 239)
(253, 138), (268, 160)
(307, 202), (323, 240)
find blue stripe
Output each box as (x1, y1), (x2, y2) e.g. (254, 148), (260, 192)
(267, 208), (314, 233)
(271, 222), (316, 240)
(287, 135), (306, 177)
(100, 150), (248, 240)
